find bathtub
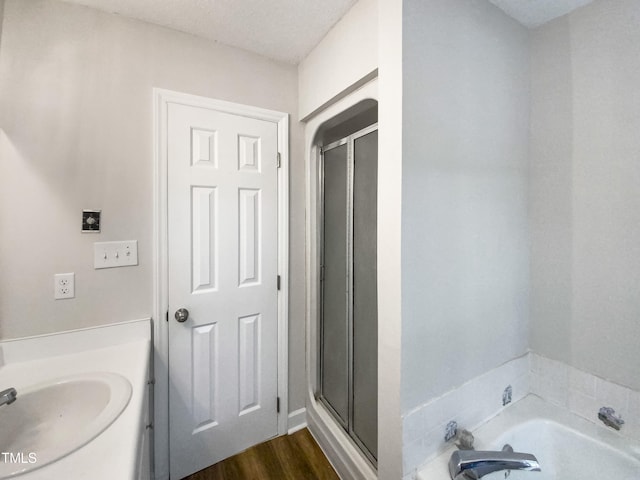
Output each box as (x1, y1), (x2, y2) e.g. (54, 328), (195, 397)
(417, 395), (640, 480)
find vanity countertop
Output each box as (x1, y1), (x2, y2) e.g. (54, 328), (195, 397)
(0, 319), (151, 480)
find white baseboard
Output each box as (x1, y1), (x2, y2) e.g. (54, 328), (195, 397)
(287, 407), (308, 434)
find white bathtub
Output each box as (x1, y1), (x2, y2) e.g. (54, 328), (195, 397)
(417, 395), (640, 480)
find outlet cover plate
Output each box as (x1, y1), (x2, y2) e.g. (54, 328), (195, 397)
(94, 240), (138, 269)
(54, 273), (75, 299)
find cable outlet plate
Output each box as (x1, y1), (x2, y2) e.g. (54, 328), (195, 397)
(94, 240), (138, 269)
(54, 273), (75, 299)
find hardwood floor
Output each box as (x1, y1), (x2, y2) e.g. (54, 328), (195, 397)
(182, 428), (339, 480)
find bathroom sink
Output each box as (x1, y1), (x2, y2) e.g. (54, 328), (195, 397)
(0, 372), (132, 478)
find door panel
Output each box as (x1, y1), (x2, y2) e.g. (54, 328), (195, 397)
(191, 322), (218, 432)
(320, 142), (349, 425)
(352, 130), (378, 460)
(191, 186), (217, 293)
(238, 188), (261, 286)
(168, 103), (279, 479)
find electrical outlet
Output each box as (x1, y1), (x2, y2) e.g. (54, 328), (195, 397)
(54, 273), (75, 300)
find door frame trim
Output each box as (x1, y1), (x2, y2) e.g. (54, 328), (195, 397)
(152, 88), (289, 479)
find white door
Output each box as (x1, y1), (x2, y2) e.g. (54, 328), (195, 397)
(167, 102), (279, 479)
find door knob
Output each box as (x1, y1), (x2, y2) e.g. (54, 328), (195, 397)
(174, 308), (189, 323)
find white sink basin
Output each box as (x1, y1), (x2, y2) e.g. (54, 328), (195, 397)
(0, 372), (132, 478)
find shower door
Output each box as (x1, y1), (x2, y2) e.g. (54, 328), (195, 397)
(320, 125), (378, 464)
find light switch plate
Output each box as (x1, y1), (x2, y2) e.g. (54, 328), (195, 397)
(94, 240), (138, 269)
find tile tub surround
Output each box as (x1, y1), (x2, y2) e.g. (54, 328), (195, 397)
(416, 395), (640, 480)
(0, 319), (151, 480)
(402, 354), (530, 476)
(403, 352), (640, 478)
(530, 353), (640, 442)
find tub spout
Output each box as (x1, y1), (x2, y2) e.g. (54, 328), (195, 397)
(449, 449), (540, 479)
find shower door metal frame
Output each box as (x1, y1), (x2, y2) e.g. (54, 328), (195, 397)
(318, 123), (378, 467)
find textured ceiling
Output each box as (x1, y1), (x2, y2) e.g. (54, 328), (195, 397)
(59, 0), (358, 65)
(488, 0), (595, 28)
(59, 0), (596, 65)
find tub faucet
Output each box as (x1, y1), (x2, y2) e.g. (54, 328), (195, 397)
(449, 449), (540, 479)
(598, 407), (624, 430)
(0, 387), (17, 407)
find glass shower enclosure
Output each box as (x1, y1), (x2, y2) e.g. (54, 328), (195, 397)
(319, 124), (378, 465)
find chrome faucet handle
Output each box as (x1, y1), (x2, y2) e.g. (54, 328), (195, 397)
(0, 387), (17, 406)
(598, 406), (624, 430)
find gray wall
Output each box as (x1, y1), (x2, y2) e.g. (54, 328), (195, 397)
(530, 0), (640, 391)
(0, 0), (306, 412)
(402, 0), (530, 413)
(0, 1), (4, 50)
